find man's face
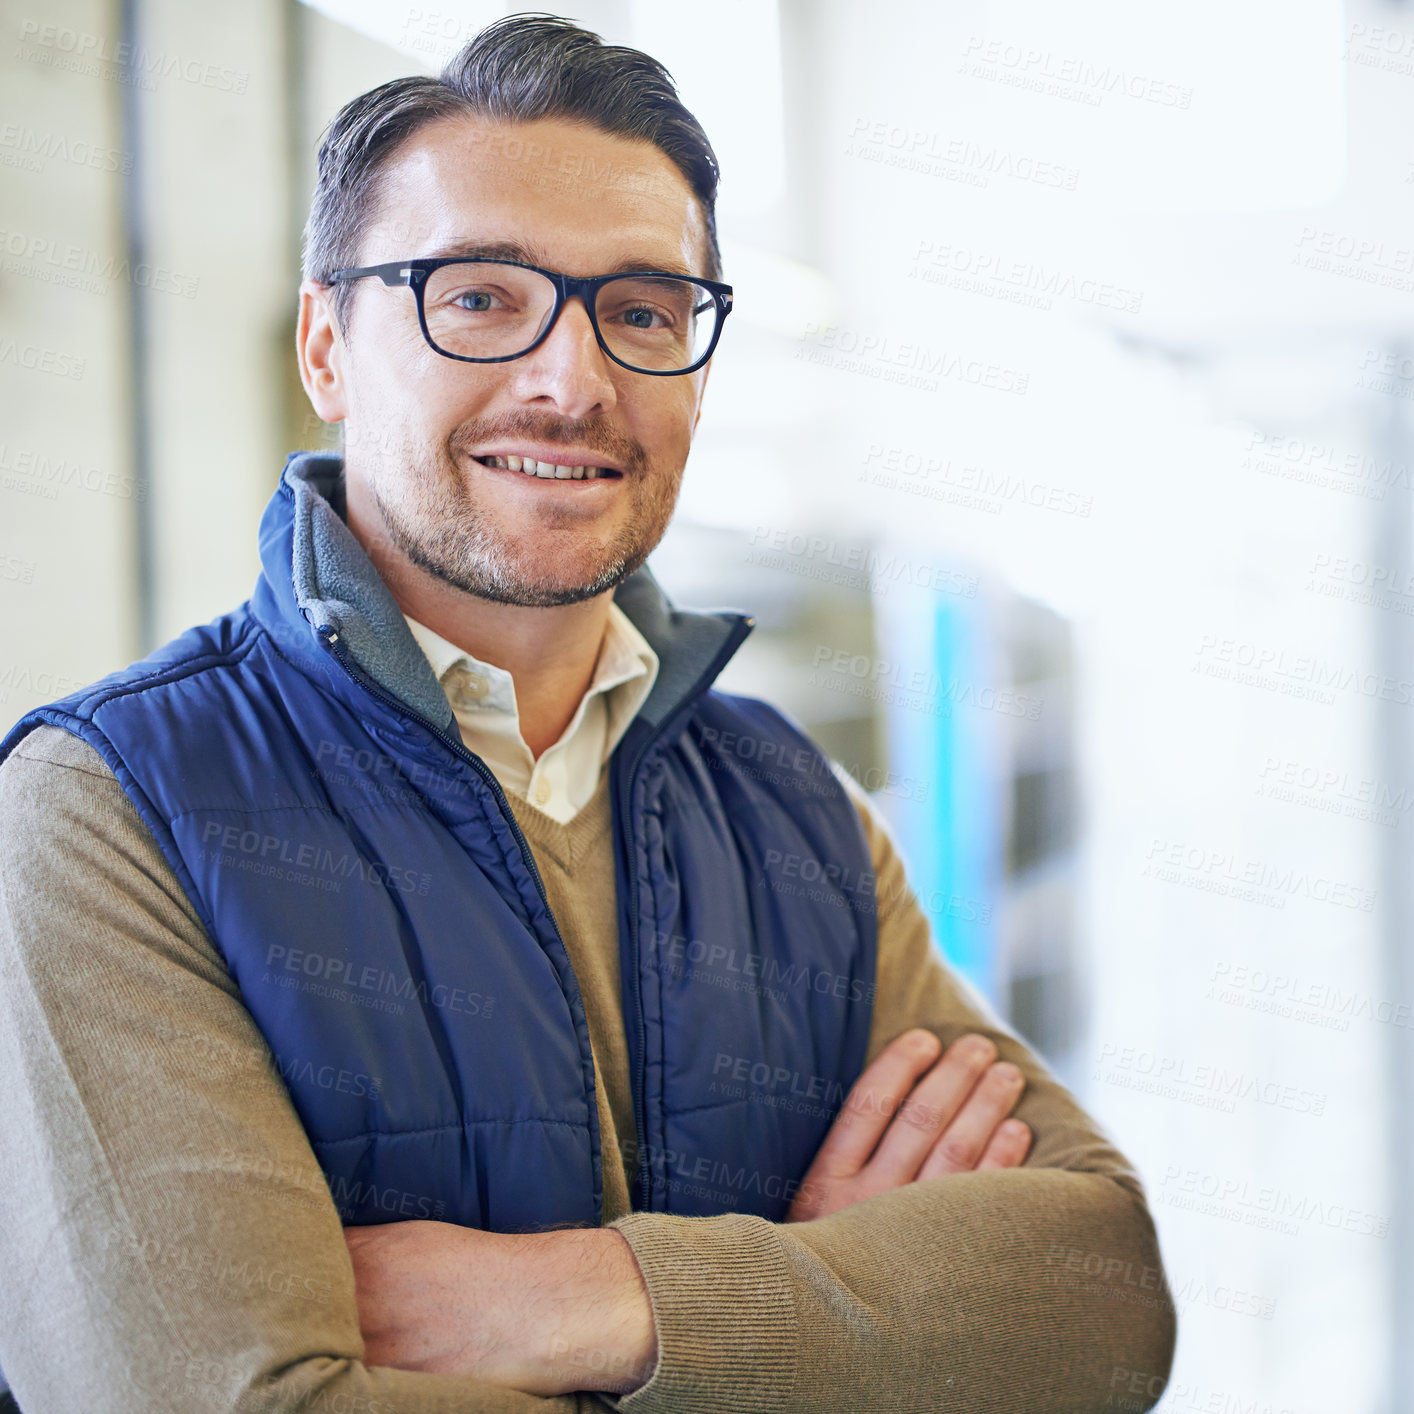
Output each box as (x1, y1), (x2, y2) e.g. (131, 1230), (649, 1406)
(315, 114), (715, 607)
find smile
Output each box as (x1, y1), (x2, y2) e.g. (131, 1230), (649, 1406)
(473, 454), (620, 481)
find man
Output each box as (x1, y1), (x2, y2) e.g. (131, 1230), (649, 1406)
(0, 14), (1175, 1414)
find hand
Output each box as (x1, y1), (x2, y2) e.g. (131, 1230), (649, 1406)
(785, 1029), (1032, 1222)
(343, 1220), (657, 1396)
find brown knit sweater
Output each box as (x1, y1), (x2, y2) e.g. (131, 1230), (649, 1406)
(0, 725), (1175, 1413)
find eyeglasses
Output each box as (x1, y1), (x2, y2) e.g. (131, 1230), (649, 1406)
(328, 257), (734, 376)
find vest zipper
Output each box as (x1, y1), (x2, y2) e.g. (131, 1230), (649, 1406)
(315, 625), (608, 1220)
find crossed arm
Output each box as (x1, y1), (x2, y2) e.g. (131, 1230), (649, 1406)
(341, 1027), (1035, 1395)
(0, 727), (1177, 1413)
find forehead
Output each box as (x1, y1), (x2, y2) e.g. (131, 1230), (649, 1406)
(362, 113), (709, 276)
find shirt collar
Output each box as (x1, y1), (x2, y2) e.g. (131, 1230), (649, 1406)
(403, 602), (660, 744)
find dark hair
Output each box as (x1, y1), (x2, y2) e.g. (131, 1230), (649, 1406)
(301, 11), (723, 333)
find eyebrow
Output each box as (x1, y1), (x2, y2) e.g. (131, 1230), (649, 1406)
(423, 237), (696, 279)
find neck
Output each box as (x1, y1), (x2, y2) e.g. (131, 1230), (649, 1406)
(345, 482), (612, 760)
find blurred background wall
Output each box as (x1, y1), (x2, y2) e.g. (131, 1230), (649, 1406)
(2, 0), (1410, 1407)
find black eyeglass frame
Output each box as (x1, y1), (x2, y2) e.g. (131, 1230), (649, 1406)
(328, 256), (735, 377)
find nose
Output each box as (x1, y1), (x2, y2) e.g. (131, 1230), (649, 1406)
(507, 292), (618, 419)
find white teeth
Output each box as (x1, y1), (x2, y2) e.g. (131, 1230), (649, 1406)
(482, 454), (611, 479)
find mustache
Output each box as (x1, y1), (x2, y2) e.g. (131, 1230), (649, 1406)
(449, 414), (646, 474)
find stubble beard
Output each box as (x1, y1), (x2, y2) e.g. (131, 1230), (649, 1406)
(366, 422), (682, 609)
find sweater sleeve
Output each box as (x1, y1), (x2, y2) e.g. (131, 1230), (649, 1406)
(601, 761), (1177, 1414)
(0, 726), (593, 1414)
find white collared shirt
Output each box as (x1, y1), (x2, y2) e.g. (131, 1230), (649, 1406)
(403, 603), (659, 824)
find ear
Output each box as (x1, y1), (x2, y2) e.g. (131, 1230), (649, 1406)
(297, 279), (349, 424)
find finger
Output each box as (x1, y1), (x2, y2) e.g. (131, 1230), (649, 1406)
(975, 1118), (1033, 1171)
(803, 1028), (944, 1176)
(914, 1065), (1028, 1179)
(866, 1036), (1004, 1181)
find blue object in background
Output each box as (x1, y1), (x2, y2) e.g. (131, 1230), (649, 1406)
(876, 576), (1002, 1010)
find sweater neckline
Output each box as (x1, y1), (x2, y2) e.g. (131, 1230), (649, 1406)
(502, 760), (613, 873)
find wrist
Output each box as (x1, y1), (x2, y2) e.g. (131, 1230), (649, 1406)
(539, 1228), (659, 1395)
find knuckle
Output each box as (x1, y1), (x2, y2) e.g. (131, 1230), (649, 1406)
(934, 1137), (976, 1170)
(897, 1096), (941, 1132)
(949, 1034), (997, 1067)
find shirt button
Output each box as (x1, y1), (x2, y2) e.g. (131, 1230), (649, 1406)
(447, 668), (489, 707)
(533, 778), (551, 805)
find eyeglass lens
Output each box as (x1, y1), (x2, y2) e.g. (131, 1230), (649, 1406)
(420, 262), (719, 371)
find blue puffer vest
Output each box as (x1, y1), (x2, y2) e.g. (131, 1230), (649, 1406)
(1, 452), (878, 1232)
